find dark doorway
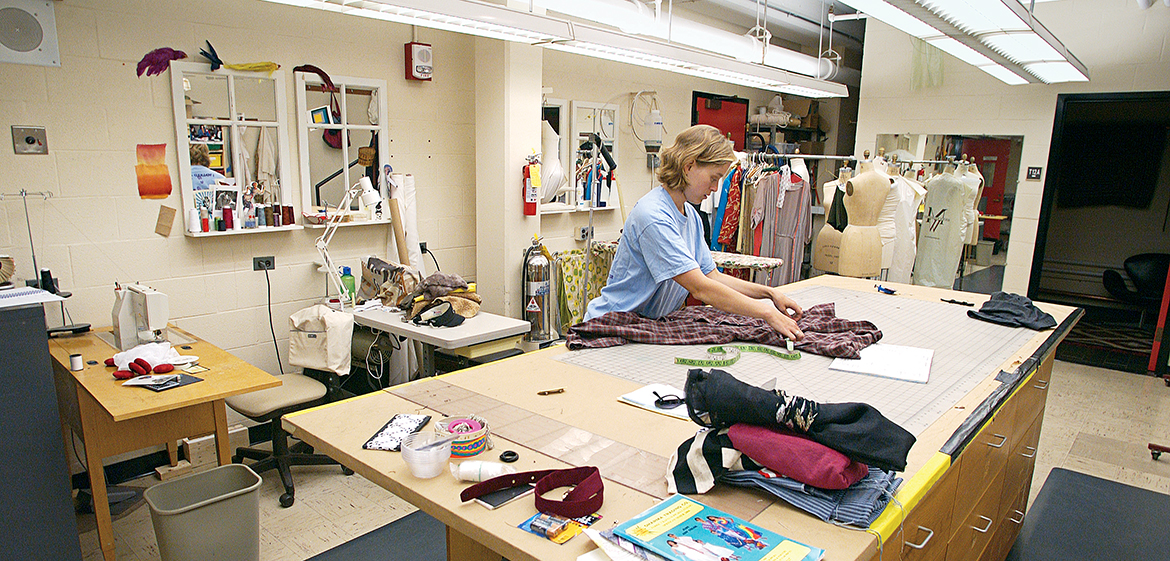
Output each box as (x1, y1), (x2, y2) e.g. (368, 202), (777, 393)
(1032, 91), (1170, 374)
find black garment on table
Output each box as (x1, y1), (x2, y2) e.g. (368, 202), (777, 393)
(683, 369), (915, 472)
(826, 187), (848, 231)
(967, 291), (1056, 330)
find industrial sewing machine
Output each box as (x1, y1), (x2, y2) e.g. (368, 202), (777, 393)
(112, 283), (169, 350)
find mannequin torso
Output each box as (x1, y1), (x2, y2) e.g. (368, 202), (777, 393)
(838, 162), (892, 277)
(812, 168), (851, 273)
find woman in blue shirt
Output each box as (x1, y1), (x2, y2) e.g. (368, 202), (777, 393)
(584, 125), (803, 340)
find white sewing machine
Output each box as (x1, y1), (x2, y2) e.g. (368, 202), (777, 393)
(112, 283), (169, 350)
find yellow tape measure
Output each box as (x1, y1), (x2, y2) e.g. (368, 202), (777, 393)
(674, 344), (800, 367)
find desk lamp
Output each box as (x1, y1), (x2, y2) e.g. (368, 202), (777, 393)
(315, 176), (381, 308)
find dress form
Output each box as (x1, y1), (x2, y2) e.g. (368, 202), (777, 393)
(913, 167), (966, 287)
(812, 167), (851, 273)
(838, 160), (892, 278)
(961, 162), (985, 245)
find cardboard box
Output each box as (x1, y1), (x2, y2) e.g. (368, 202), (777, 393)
(181, 424), (249, 468)
(798, 141), (825, 155)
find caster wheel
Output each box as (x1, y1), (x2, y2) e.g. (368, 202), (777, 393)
(1153, 451), (1162, 461)
(342, 466), (354, 475)
(279, 493), (295, 508)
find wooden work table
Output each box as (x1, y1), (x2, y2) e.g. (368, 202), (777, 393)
(48, 326), (281, 561)
(284, 276), (1080, 561)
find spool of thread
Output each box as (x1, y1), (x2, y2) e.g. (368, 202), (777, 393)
(200, 207), (210, 232)
(264, 205), (275, 227)
(450, 461), (516, 482)
(223, 206), (234, 229)
(69, 354), (83, 371)
(187, 208), (200, 233)
(282, 205), (294, 226)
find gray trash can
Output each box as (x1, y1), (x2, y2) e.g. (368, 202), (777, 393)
(143, 463), (262, 561)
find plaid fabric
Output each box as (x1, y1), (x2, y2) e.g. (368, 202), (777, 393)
(566, 303), (881, 359)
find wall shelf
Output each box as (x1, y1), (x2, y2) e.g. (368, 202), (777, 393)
(304, 219), (393, 229)
(184, 224), (303, 238)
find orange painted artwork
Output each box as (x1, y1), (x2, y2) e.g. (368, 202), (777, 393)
(136, 143), (172, 199)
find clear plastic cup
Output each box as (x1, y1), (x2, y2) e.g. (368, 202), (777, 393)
(400, 432), (452, 479)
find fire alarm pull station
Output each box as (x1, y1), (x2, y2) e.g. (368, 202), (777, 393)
(405, 42), (432, 81)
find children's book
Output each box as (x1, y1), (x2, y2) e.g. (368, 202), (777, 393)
(613, 495), (824, 561)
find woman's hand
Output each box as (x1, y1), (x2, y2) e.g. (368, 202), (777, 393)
(769, 288), (802, 321)
(765, 308), (803, 340)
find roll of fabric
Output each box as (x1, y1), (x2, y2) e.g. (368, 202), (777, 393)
(399, 174), (425, 273)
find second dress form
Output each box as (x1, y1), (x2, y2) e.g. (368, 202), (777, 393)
(838, 161), (893, 278)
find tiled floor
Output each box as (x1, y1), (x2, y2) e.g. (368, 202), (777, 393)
(77, 360), (1170, 560)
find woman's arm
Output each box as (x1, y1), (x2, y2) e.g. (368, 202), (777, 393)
(673, 268), (803, 340)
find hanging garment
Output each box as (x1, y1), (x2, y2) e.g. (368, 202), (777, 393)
(750, 172), (781, 284)
(736, 179), (757, 255)
(913, 172), (966, 287)
(681, 368), (916, 472)
(256, 126), (277, 187)
(961, 167), (984, 246)
(554, 245), (616, 330)
(709, 171), (733, 251)
(566, 303), (881, 359)
(887, 176), (927, 284)
(770, 170), (813, 285)
(716, 168), (743, 248)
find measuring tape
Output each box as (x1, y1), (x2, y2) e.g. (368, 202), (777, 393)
(674, 344), (800, 367)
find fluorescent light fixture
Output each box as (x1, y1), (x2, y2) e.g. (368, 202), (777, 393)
(837, 0), (1088, 84)
(547, 23), (848, 97)
(267, 0), (848, 97)
(262, 0), (574, 44)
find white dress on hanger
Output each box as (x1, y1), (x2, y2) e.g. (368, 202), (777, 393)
(888, 176), (927, 284)
(914, 172), (966, 287)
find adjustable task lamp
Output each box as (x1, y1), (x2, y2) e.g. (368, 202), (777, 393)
(315, 176), (382, 308)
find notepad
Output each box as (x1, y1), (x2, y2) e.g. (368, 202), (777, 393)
(829, 343), (933, 384)
(617, 383), (690, 421)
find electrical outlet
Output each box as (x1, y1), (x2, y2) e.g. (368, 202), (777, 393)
(253, 256), (275, 271)
(419, 241), (428, 253)
(577, 226), (593, 241)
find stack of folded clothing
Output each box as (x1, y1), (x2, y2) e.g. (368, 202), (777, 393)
(402, 272), (481, 321)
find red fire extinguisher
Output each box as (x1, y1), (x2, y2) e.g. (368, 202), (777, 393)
(523, 160), (541, 216)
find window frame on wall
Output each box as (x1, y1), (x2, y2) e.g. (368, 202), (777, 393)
(170, 61), (298, 237)
(294, 73), (391, 228)
(565, 100), (621, 213)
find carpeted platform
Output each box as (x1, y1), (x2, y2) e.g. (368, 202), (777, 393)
(308, 510), (446, 561)
(1006, 468), (1170, 560)
(1056, 318), (1153, 374)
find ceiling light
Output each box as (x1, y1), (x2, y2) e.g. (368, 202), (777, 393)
(837, 0), (1088, 84)
(262, 0), (574, 44)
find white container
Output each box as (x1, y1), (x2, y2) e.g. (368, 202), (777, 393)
(401, 432), (452, 479)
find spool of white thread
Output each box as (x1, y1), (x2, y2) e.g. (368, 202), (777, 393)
(187, 208), (200, 233)
(449, 461), (516, 482)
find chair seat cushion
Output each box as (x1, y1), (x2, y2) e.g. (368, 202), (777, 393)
(226, 373), (328, 419)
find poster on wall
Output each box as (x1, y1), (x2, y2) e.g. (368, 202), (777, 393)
(135, 144), (172, 199)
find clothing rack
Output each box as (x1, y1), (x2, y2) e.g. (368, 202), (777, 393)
(753, 153), (859, 162)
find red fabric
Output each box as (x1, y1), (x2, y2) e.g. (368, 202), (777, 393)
(717, 168), (742, 246)
(728, 423), (868, 490)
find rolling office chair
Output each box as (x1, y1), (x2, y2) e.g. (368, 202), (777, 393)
(225, 368), (352, 507)
(1102, 253), (1170, 327)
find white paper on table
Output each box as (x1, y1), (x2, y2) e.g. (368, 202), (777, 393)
(829, 343), (933, 384)
(0, 286), (64, 310)
(617, 383), (690, 420)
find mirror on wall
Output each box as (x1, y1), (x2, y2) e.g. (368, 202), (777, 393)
(876, 133), (1023, 293)
(570, 101), (620, 212)
(294, 74), (390, 225)
(170, 61), (295, 235)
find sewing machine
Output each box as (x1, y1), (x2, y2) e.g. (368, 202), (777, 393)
(111, 283), (169, 350)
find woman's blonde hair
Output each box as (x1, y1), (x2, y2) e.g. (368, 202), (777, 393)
(189, 143), (211, 167)
(657, 124), (735, 192)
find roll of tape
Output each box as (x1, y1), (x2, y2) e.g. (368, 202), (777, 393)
(437, 414), (492, 457)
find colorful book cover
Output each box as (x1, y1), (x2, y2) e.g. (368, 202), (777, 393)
(614, 495), (825, 561)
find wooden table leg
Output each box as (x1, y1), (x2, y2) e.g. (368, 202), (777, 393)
(446, 525), (503, 561)
(212, 399), (231, 465)
(166, 441), (180, 467)
(78, 393), (117, 561)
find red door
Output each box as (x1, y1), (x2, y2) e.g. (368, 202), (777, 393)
(961, 138), (1012, 240)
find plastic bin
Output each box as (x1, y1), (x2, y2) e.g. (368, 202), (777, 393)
(143, 463), (262, 561)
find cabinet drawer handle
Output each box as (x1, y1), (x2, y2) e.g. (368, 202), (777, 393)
(904, 526), (934, 550)
(1009, 510), (1025, 524)
(1033, 379), (1049, 390)
(1020, 446), (1037, 459)
(986, 433), (1008, 448)
(972, 515), (994, 533)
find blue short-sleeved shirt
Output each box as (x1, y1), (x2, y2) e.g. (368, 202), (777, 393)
(584, 186), (717, 320)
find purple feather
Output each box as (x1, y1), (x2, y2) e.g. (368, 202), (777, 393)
(137, 48), (188, 77)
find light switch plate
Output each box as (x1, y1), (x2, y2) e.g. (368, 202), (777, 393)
(12, 126), (48, 155)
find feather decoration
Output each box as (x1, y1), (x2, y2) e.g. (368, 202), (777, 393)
(224, 62), (280, 76)
(136, 47), (187, 77)
(199, 40), (223, 71)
